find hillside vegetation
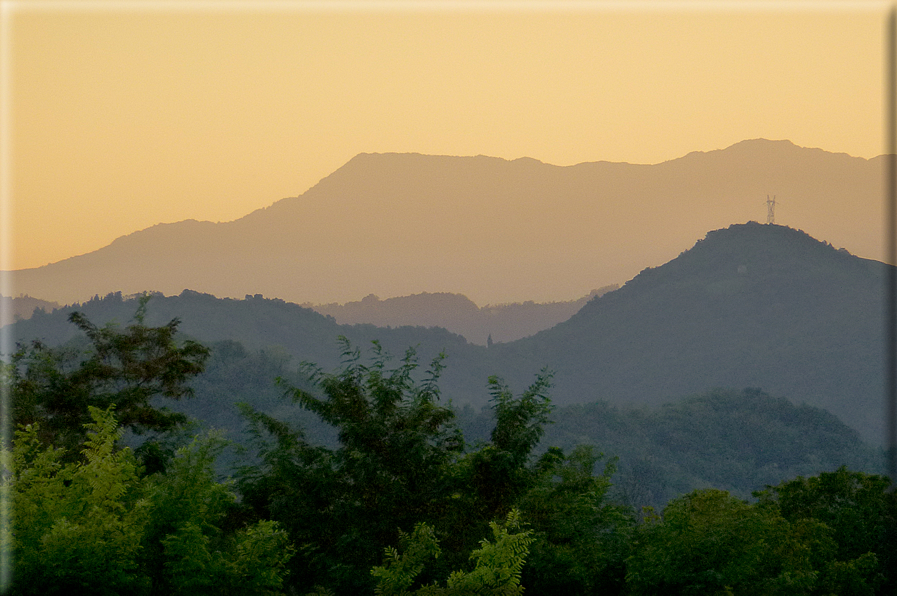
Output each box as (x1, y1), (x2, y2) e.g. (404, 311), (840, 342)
(9, 222), (887, 444)
(6, 293), (884, 508)
(5, 311), (893, 595)
(495, 222), (888, 444)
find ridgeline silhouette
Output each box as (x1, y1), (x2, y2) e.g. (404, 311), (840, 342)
(5, 139), (884, 306)
(8, 222), (888, 446)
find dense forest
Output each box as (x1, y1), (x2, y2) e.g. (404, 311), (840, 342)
(184, 338), (882, 510)
(3, 305), (894, 595)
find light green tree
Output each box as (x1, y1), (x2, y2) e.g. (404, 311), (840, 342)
(141, 431), (295, 596)
(4, 406), (150, 595)
(371, 509), (533, 596)
(1, 406), (294, 596)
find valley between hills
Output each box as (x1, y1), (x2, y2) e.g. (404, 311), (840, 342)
(7, 212), (894, 594)
(5, 140), (894, 593)
(5, 221), (890, 508)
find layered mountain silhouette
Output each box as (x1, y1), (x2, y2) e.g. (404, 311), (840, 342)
(490, 222), (888, 445)
(306, 286), (617, 345)
(6, 139), (884, 306)
(0, 295), (61, 327)
(8, 222), (889, 446)
(1, 288), (617, 345)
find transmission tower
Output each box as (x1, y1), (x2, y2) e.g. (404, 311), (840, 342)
(766, 195), (777, 225)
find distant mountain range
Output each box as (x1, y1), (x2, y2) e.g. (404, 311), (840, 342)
(306, 285), (617, 345)
(0, 295), (60, 327)
(2, 289), (617, 346)
(5, 139), (884, 305)
(8, 222), (889, 447)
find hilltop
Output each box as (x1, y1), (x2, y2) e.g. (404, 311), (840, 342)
(0, 295), (61, 326)
(492, 222), (887, 444)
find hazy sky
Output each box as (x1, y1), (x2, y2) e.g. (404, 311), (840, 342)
(2, 0), (891, 274)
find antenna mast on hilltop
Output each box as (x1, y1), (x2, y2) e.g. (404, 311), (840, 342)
(766, 195), (777, 225)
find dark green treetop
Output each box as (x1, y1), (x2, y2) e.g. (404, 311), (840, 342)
(6, 296), (210, 459)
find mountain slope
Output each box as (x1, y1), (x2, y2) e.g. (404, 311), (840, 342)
(490, 222), (887, 443)
(8, 290), (496, 409)
(307, 286), (616, 345)
(6, 139), (884, 305)
(0, 295), (61, 326)
(6, 223), (889, 445)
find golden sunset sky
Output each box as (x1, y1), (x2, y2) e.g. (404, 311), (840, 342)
(1, 0), (891, 276)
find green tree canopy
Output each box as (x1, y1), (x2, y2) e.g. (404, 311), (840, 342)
(2, 406), (293, 596)
(755, 467), (896, 594)
(7, 297), (210, 459)
(236, 339), (582, 595)
(625, 488), (830, 595)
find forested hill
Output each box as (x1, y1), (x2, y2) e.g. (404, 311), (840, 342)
(10, 290), (495, 407)
(491, 222), (888, 444)
(6, 222), (889, 445)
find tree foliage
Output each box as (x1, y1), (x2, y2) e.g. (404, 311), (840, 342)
(2, 407), (294, 596)
(371, 509), (533, 596)
(459, 372), (553, 521)
(237, 338), (463, 593)
(755, 467), (896, 594)
(235, 339), (597, 595)
(7, 310), (893, 596)
(7, 297), (210, 458)
(516, 445), (634, 594)
(626, 488), (808, 595)
(4, 406), (148, 596)
(625, 479), (895, 596)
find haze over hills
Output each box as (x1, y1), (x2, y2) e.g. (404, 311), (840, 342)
(5, 139), (884, 306)
(4, 289), (613, 347)
(306, 285), (617, 345)
(0, 295), (61, 327)
(490, 222), (888, 445)
(8, 223), (889, 447)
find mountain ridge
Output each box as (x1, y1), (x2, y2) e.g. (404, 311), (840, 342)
(306, 285), (618, 345)
(7, 222), (889, 446)
(6, 139), (884, 306)
(491, 222), (887, 444)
